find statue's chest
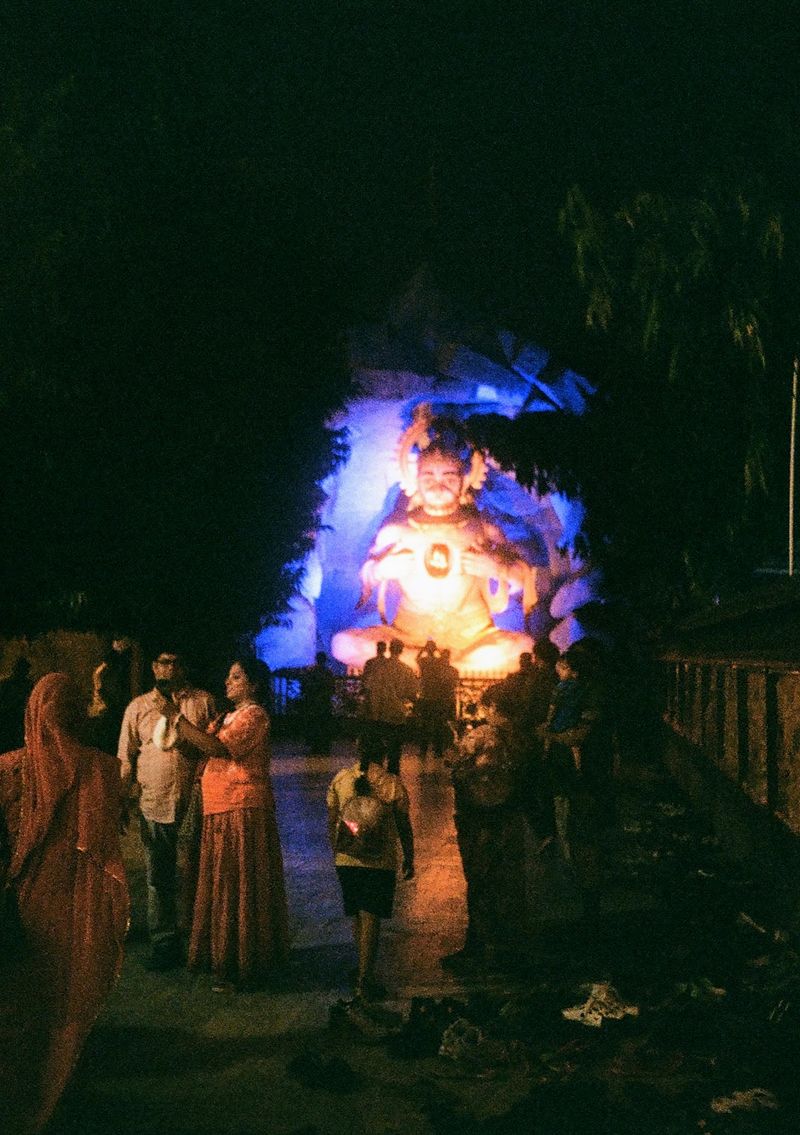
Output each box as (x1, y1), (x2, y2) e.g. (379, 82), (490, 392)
(408, 525), (471, 579)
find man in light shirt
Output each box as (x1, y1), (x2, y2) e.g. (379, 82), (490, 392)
(118, 646), (216, 970)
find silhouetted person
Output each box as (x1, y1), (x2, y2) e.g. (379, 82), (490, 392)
(517, 640), (560, 838)
(301, 651), (336, 756)
(0, 657), (33, 754)
(87, 635), (136, 755)
(442, 687), (527, 974)
(486, 652), (534, 727)
(527, 639), (561, 728)
(360, 640), (386, 749)
(362, 638), (418, 775)
(416, 640), (457, 759)
(538, 644), (615, 923)
(361, 640), (387, 688)
(437, 649), (459, 726)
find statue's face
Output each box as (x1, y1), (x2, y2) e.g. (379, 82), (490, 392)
(417, 452), (465, 516)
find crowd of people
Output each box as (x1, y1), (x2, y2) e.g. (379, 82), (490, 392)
(0, 631), (618, 1131)
(329, 632), (618, 984)
(0, 645), (290, 1131)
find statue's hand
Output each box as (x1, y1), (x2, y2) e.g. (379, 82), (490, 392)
(461, 550), (502, 581)
(371, 547), (415, 582)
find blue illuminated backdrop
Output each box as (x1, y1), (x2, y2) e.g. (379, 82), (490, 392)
(257, 285), (600, 672)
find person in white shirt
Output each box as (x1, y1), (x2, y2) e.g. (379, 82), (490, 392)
(118, 645), (215, 970)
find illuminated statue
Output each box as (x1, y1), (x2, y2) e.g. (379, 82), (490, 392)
(331, 406), (538, 674)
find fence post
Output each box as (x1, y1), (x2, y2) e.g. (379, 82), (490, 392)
(735, 667), (750, 787)
(765, 669), (780, 815)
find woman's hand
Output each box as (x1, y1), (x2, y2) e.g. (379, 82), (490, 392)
(155, 690), (179, 719)
(208, 713), (226, 736)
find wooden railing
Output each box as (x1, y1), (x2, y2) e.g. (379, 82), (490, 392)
(661, 653), (800, 838)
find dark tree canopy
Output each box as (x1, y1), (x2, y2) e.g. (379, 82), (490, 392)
(0, 2), (353, 659)
(469, 186), (797, 626)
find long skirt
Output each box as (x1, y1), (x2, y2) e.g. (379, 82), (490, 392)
(188, 806), (288, 983)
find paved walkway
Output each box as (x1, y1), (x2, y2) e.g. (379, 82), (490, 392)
(49, 742), (491, 1135)
(48, 739), (799, 1134)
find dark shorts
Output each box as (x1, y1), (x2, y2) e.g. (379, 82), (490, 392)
(336, 866), (396, 919)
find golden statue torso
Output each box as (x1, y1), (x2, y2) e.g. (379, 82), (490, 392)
(378, 512), (498, 649)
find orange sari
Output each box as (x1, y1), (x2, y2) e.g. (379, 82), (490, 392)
(0, 673), (129, 1134)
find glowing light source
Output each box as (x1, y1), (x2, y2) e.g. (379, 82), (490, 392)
(424, 543), (452, 578)
(456, 643), (508, 673)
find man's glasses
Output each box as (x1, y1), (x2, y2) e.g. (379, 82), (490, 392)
(155, 657), (179, 667)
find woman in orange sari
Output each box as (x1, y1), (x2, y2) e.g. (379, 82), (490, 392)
(157, 655), (288, 992)
(0, 672), (129, 1134)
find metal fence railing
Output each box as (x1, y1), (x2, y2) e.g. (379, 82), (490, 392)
(269, 673), (502, 725)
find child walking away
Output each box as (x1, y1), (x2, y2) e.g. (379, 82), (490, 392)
(327, 746), (414, 1002)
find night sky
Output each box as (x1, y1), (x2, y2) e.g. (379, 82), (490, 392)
(5, 2), (796, 307)
(264, 0), (798, 314)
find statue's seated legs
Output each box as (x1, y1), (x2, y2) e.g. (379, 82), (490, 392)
(455, 628), (533, 676)
(331, 624), (532, 676)
(331, 626), (397, 672)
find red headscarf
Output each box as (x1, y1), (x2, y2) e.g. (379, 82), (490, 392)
(1, 672), (129, 1133)
(10, 671), (126, 886)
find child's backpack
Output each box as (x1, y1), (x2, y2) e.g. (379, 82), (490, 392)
(335, 786), (391, 861)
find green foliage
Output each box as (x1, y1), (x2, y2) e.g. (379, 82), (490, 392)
(477, 184), (794, 624)
(562, 184), (790, 614)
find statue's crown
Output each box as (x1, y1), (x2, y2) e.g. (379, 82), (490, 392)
(396, 403), (487, 502)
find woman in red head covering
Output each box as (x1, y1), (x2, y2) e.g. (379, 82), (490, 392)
(0, 672), (129, 1134)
